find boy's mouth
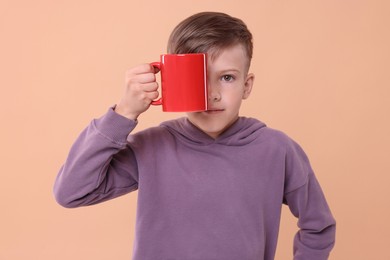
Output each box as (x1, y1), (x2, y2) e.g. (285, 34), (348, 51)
(205, 108), (224, 114)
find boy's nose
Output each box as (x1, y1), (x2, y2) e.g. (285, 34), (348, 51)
(208, 85), (221, 102)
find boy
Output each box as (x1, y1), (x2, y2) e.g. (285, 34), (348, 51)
(54, 12), (336, 260)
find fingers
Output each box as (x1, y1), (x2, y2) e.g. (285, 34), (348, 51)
(142, 81), (159, 92)
(128, 63), (158, 76)
(126, 64), (158, 85)
(115, 64), (161, 119)
(126, 71), (159, 93)
(136, 72), (156, 84)
(143, 88), (159, 101)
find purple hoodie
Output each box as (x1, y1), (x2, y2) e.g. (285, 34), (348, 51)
(54, 108), (336, 260)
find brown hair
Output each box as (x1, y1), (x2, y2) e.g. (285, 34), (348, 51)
(167, 12), (253, 67)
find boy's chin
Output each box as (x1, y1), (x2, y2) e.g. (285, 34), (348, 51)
(197, 125), (225, 139)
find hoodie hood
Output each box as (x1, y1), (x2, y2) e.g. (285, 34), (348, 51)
(160, 117), (267, 146)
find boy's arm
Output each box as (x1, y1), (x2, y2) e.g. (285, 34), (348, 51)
(284, 172), (336, 260)
(54, 64), (160, 207)
(283, 140), (336, 260)
(53, 108), (139, 208)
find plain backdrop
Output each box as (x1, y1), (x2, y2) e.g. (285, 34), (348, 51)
(1, 0), (389, 259)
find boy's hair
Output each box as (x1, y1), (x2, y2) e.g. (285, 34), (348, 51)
(167, 12), (253, 68)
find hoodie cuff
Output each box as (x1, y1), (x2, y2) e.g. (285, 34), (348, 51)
(93, 106), (138, 144)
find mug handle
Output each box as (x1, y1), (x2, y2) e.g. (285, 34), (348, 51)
(150, 62), (162, 105)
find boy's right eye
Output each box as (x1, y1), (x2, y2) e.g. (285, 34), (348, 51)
(221, 75), (235, 82)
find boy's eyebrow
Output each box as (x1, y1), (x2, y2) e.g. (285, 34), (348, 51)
(216, 69), (241, 74)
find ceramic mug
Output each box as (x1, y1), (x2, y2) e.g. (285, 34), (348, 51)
(151, 53), (208, 112)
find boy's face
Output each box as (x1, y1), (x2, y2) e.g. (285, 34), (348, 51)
(186, 44), (254, 139)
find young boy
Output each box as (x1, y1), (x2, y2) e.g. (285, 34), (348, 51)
(54, 12), (336, 260)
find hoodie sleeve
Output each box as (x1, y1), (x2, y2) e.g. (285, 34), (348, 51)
(283, 140), (336, 260)
(53, 107), (139, 208)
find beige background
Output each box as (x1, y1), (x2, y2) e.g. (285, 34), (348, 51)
(1, 0), (389, 259)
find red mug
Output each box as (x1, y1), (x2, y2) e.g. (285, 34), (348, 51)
(151, 53), (208, 112)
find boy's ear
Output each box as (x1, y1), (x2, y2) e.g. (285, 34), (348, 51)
(243, 73), (255, 99)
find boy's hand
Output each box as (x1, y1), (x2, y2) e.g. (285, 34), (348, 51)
(115, 64), (159, 120)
